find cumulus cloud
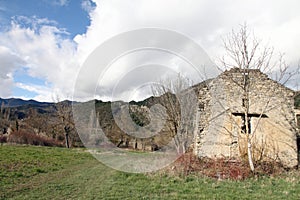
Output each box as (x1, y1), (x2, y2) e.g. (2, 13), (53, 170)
(1, 0), (300, 101)
(0, 19), (78, 101)
(74, 0), (300, 100)
(76, 0), (300, 62)
(0, 46), (25, 97)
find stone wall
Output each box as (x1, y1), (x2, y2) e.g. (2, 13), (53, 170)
(194, 68), (298, 168)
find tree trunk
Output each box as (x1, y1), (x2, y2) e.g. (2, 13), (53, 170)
(15, 120), (19, 131)
(65, 133), (70, 148)
(247, 137), (255, 172)
(64, 126), (71, 148)
(182, 144), (186, 155)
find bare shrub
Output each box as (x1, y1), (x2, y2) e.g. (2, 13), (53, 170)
(163, 152), (289, 180)
(0, 135), (7, 143)
(7, 130), (63, 147)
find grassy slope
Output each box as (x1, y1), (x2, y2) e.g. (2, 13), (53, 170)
(0, 145), (299, 200)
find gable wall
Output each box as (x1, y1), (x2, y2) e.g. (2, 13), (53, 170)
(195, 69), (298, 167)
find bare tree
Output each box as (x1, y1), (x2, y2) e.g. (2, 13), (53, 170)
(0, 102), (11, 134)
(152, 74), (198, 154)
(54, 98), (74, 148)
(25, 108), (49, 134)
(220, 24), (299, 171)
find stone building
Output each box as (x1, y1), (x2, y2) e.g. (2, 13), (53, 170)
(193, 68), (298, 168)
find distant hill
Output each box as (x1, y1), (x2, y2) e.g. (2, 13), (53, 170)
(0, 98), (53, 108)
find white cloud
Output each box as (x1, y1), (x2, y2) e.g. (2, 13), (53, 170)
(1, 0), (300, 101)
(0, 46), (25, 97)
(14, 82), (53, 102)
(0, 19), (78, 100)
(50, 0), (69, 7)
(81, 0), (95, 13)
(73, 0), (300, 100)
(13, 15), (58, 26)
(75, 0), (300, 65)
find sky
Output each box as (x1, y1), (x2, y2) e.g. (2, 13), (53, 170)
(0, 0), (300, 102)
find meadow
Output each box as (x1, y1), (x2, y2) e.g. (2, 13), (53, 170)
(1, 144), (299, 199)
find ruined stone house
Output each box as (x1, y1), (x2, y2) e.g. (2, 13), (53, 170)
(193, 68), (299, 168)
(86, 68), (299, 166)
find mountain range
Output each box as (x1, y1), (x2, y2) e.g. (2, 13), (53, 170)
(0, 98), (53, 108)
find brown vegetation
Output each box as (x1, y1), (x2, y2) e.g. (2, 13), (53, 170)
(163, 151), (289, 180)
(7, 130), (63, 147)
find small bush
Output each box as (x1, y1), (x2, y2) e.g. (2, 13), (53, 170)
(0, 135), (7, 143)
(163, 152), (288, 180)
(254, 161), (286, 176)
(7, 131), (63, 147)
(168, 153), (251, 180)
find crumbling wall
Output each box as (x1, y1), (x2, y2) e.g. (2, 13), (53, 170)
(195, 68), (298, 168)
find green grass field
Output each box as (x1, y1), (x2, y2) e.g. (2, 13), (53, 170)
(1, 145), (299, 199)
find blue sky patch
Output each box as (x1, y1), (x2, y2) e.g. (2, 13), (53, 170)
(0, 0), (95, 38)
(12, 86), (37, 99)
(13, 68), (46, 86)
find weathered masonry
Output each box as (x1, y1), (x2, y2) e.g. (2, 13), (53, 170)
(193, 68), (298, 168)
